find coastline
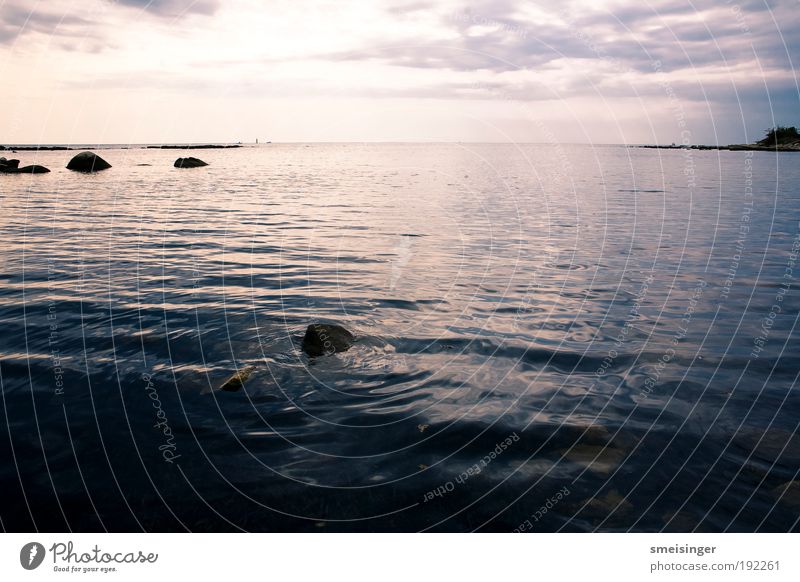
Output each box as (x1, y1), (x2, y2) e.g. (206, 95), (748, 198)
(635, 143), (800, 152)
(0, 144), (243, 151)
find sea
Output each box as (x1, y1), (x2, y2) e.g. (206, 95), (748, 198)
(0, 143), (798, 531)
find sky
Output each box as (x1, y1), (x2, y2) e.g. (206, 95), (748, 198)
(0, 0), (798, 144)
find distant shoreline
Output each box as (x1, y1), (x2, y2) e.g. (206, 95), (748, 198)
(0, 144), (243, 151)
(3, 142), (800, 152)
(635, 143), (800, 152)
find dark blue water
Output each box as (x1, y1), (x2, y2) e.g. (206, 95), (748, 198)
(1, 144), (798, 532)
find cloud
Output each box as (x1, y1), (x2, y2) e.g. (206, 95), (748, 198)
(0, 0), (220, 47)
(115, 0), (221, 17)
(315, 0), (798, 109)
(0, 2), (96, 45)
(1, 0), (797, 143)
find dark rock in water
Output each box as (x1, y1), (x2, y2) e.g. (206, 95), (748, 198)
(0, 157), (20, 168)
(1, 163), (50, 174)
(18, 165), (51, 174)
(66, 151), (112, 172)
(219, 366), (256, 392)
(174, 157), (208, 168)
(302, 323), (355, 357)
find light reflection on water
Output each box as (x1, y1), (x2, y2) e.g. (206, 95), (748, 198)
(0, 144), (798, 531)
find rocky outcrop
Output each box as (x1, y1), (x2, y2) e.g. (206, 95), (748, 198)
(174, 157), (209, 168)
(149, 144), (240, 149)
(1, 146), (70, 151)
(302, 323), (355, 357)
(66, 151), (112, 173)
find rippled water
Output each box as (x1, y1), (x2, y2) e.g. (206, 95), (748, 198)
(1, 143), (798, 532)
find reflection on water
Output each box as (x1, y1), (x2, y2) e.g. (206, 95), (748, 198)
(0, 144), (798, 531)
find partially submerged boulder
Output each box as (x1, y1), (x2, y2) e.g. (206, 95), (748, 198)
(174, 157), (208, 168)
(66, 151), (112, 172)
(0, 163), (50, 174)
(0, 157), (20, 169)
(18, 165), (51, 174)
(219, 366), (256, 392)
(302, 323), (355, 357)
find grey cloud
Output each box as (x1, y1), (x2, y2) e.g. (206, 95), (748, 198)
(322, 0), (799, 100)
(115, 0), (221, 17)
(0, 0), (219, 47)
(0, 2), (96, 45)
(306, 0), (799, 132)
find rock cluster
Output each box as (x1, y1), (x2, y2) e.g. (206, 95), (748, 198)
(0, 157), (50, 174)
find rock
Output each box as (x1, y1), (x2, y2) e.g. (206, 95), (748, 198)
(17, 165), (50, 174)
(0, 163), (49, 174)
(4, 159), (20, 169)
(174, 157), (208, 168)
(302, 323), (355, 357)
(219, 366), (256, 392)
(66, 151), (112, 172)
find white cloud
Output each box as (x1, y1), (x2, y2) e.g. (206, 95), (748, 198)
(0, 0), (797, 143)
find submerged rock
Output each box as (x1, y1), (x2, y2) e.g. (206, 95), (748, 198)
(219, 366), (256, 392)
(772, 481), (800, 508)
(66, 151), (112, 172)
(560, 444), (627, 475)
(302, 323), (355, 357)
(174, 157), (208, 168)
(581, 490), (634, 518)
(735, 428), (800, 465)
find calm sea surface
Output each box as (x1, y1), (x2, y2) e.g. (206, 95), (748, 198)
(1, 143), (798, 532)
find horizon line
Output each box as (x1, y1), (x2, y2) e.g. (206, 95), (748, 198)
(1, 141), (721, 147)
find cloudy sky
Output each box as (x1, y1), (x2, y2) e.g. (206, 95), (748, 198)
(0, 0), (797, 144)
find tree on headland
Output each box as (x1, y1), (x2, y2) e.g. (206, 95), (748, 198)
(757, 125), (800, 146)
